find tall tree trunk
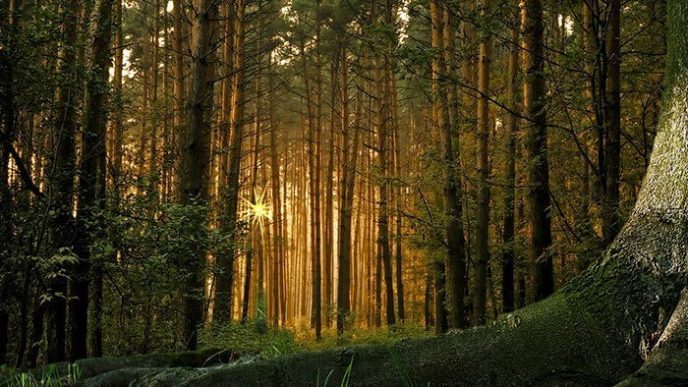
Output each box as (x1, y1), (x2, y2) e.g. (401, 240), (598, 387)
(215, 0), (245, 324)
(44, 0), (79, 363)
(0, 0), (17, 365)
(77, 0), (115, 359)
(522, 0), (553, 301)
(473, 0), (492, 325)
(111, 0), (123, 201)
(180, 0), (217, 349)
(172, 0), (186, 200)
(441, 6), (467, 329)
(391, 75), (404, 322)
(336, 30), (359, 335)
(267, 60), (282, 327)
(305, 20), (323, 337)
(375, 0), (395, 327)
(603, 0), (621, 247)
(429, 0), (448, 333)
(323, 55), (337, 328)
(137, 3), (151, 190)
(150, 0), (161, 188)
(501, 14), (519, 314)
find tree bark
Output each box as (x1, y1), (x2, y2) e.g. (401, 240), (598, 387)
(602, 0), (621, 247)
(76, 0), (115, 360)
(375, 1), (395, 327)
(522, 0), (553, 301)
(171, 0), (186, 200)
(501, 14), (519, 314)
(179, 0), (217, 349)
(215, 0), (245, 324)
(323, 54), (337, 328)
(111, 0), (123, 201)
(0, 0), (17, 366)
(336, 26), (359, 334)
(45, 0), (79, 363)
(474, 0), (492, 325)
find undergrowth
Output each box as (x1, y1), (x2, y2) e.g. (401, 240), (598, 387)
(0, 363), (81, 387)
(199, 320), (430, 359)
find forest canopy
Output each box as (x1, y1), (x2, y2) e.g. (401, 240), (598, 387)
(2, 0), (687, 385)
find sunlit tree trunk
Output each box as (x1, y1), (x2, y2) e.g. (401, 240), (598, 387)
(215, 0), (245, 324)
(267, 60), (282, 327)
(336, 28), (359, 335)
(323, 55), (337, 328)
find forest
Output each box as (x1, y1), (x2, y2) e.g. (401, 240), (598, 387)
(1, 0), (687, 385)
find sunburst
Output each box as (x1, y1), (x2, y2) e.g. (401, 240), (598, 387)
(241, 185), (272, 227)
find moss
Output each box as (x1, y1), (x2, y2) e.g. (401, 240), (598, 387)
(64, 347), (236, 381)
(79, 290), (636, 386)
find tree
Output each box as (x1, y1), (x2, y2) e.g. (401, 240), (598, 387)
(299, 9), (323, 337)
(522, 0), (553, 300)
(474, 0), (492, 325)
(501, 8), (519, 314)
(602, 0), (621, 246)
(0, 0), (18, 366)
(440, 4), (467, 330)
(44, 0), (80, 363)
(179, 0), (218, 349)
(172, 0), (186, 201)
(375, 0), (395, 327)
(215, 0), (245, 324)
(77, 0), (115, 359)
(336, 7), (358, 334)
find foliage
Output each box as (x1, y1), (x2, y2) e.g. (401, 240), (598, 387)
(97, 195), (236, 355)
(0, 363), (81, 387)
(198, 321), (430, 361)
(199, 322), (302, 359)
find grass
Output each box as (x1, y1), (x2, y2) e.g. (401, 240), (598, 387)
(199, 320), (431, 360)
(0, 363), (81, 387)
(0, 322), (428, 385)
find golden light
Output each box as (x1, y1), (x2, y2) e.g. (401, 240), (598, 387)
(241, 186), (272, 227)
(249, 201), (271, 221)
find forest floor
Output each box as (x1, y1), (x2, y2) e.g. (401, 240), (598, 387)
(0, 322), (431, 386)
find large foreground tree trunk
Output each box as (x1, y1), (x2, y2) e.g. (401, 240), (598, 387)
(179, 0), (217, 349)
(79, 1), (688, 385)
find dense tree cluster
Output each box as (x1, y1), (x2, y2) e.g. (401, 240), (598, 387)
(0, 0), (670, 373)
